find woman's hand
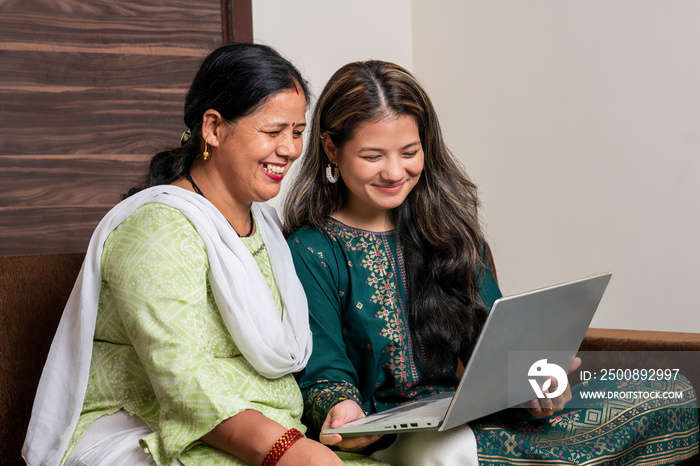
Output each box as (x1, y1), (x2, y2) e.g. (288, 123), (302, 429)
(279, 437), (345, 465)
(319, 400), (383, 452)
(526, 356), (582, 418)
(202, 410), (343, 465)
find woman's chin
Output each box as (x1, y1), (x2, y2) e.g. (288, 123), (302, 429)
(255, 187), (283, 203)
(373, 195), (410, 211)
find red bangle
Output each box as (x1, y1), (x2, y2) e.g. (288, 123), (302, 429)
(261, 428), (304, 466)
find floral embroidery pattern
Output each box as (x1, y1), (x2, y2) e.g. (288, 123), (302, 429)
(304, 380), (362, 430)
(323, 220), (419, 388)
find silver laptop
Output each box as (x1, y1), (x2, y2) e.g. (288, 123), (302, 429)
(323, 272), (612, 437)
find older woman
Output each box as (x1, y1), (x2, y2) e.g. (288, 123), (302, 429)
(284, 60), (699, 465)
(23, 44), (385, 466)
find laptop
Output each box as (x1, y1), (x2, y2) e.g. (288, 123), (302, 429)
(323, 272), (612, 437)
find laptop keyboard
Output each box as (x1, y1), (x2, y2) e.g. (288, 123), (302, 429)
(350, 395), (452, 427)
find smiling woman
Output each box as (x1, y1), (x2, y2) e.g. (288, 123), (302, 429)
(283, 60), (699, 466)
(172, 89), (307, 235)
(321, 115), (423, 232)
(22, 43), (387, 466)
(284, 60), (494, 465)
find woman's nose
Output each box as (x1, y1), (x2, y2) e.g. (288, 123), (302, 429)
(276, 138), (291, 156)
(381, 155), (404, 180)
(276, 133), (301, 158)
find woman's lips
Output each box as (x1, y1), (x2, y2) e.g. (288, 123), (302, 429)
(372, 182), (404, 193)
(261, 162), (285, 181)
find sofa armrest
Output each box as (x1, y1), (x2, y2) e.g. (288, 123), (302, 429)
(581, 327), (700, 352)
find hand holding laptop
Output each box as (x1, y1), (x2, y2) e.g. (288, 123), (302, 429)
(322, 273), (612, 438)
(525, 356), (581, 418)
(320, 399), (384, 451)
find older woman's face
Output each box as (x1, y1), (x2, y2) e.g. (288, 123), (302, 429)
(213, 89), (307, 204)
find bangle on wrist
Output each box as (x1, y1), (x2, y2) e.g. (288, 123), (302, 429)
(261, 428), (304, 466)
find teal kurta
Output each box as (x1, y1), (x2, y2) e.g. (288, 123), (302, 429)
(289, 218), (699, 465)
(288, 218), (501, 431)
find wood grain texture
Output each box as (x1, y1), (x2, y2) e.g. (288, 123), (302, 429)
(0, 155), (149, 206)
(0, 206), (114, 254)
(2, 87), (189, 155)
(1, 51), (204, 88)
(223, 0), (253, 44)
(0, 0), (239, 255)
(0, 1), (222, 52)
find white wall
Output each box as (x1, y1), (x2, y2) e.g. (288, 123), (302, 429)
(252, 0), (413, 211)
(412, 1), (700, 331)
(254, 1), (700, 332)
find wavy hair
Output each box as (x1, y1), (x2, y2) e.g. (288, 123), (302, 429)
(125, 43), (309, 198)
(284, 61), (487, 369)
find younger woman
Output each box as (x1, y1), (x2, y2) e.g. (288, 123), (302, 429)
(284, 60), (699, 465)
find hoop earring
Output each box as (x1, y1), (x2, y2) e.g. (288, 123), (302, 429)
(203, 141), (210, 161)
(325, 163), (339, 183)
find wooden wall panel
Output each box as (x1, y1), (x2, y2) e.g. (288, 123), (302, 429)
(2, 87), (186, 155)
(0, 207), (118, 254)
(0, 0), (248, 255)
(0, 155), (148, 206)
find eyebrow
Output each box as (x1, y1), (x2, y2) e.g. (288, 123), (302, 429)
(358, 140), (421, 153)
(263, 122), (307, 129)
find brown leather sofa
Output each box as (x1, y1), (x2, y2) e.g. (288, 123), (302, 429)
(2, 252), (698, 465)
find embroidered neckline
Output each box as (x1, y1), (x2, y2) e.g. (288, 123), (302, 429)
(325, 216), (397, 236)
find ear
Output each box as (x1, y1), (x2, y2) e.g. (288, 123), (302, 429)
(201, 109), (226, 148)
(321, 132), (339, 164)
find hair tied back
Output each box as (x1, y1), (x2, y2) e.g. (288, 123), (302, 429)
(181, 130), (192, 146)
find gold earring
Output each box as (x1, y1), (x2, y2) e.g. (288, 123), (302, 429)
(203, 141), (210, 160)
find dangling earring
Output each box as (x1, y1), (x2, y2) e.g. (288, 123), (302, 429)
(325, 163), (339, 183)
(203, 141), (210, 161)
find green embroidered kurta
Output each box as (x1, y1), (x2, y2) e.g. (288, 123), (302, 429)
(288, 218), (502, 431)
(289, 218), (699, 465)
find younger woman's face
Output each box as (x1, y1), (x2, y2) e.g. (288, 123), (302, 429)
(325, 115), (424, 227)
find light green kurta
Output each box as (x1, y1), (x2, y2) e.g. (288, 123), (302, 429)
(63, 202), (386, 466)
(58, 203), (281, 465)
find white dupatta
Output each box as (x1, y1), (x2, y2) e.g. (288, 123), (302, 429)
(22, 186), (312, 466)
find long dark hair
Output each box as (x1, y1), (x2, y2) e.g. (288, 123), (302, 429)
(125, 43), (309, 197)
(284, 61), (487, 369)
